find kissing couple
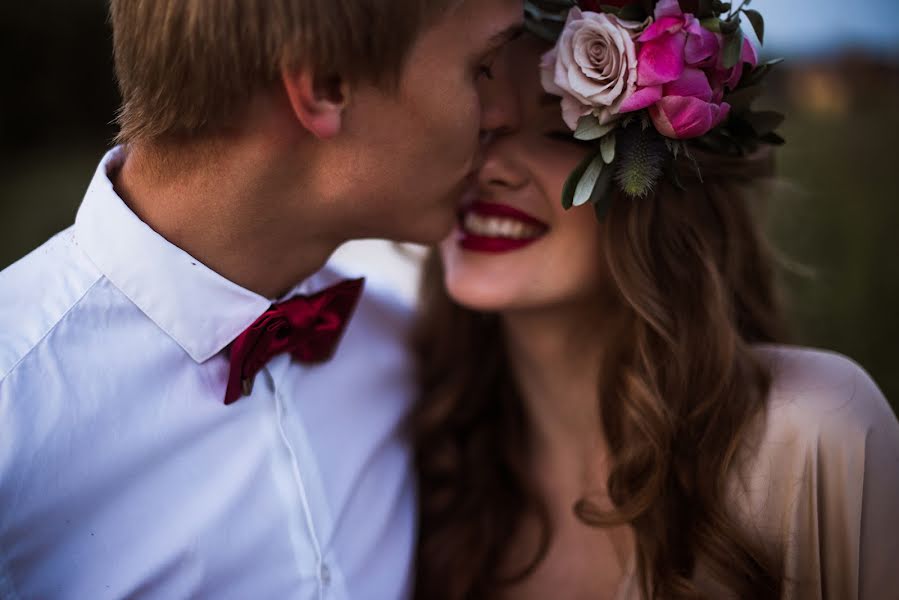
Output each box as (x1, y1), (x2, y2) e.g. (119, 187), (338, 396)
(2, 1), (897, 599)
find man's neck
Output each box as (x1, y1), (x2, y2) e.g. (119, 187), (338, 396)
(113, 139), (341, 300)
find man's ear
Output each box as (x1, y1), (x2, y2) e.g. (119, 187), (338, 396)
(281, 66), (349, 139)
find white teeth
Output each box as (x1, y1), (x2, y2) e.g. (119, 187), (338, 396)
(463, 213), (543, 239)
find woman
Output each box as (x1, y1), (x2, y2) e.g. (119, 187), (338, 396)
(410, 2), (899, 598)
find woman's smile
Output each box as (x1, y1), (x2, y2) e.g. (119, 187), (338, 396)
(457, 201), (549, 253)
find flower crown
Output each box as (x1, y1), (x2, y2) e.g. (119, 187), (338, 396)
(525, 0), (785, 219)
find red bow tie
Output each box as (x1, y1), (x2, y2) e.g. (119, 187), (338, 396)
(224, 278), (365, 405)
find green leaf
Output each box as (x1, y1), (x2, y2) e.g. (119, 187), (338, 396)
(722, 29), (744, 69)
(574, 115), (616, 141)
(760, 131), (786, 145)
(700, 17), (722, 33)
(600, 133), (616, 164)
(743, 9), (764, 45)
(742, 58), (783, 86)
(665, 138), (683, 160)
(591, 161), (617, 221)
(720, 15), (742, 35)
(573, 154), (606, 207)
(724, 84), (764, 112)
(695, 0), (715, 18)
(619, 4), (649, 21)
(524, 20), (565, 43)
(561, 150), (601, 210)
(600, 5), (623, 15)
(744, 110), (785, 136)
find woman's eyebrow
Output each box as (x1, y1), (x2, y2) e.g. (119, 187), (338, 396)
(484, 24), (525, 55)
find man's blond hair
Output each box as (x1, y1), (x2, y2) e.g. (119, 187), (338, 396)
(110, 0), (456, 143)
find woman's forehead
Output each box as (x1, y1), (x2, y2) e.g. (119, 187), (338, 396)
(507, 33), (553, 102)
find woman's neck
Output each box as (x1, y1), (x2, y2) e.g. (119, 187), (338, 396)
(501, 301), (612, 466)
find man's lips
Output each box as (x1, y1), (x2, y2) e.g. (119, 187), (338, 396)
(457, 202), (549, 253)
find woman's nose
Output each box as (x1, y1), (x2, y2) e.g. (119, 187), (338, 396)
(477, 54), (521, 141)
(477, 136), (529, 192)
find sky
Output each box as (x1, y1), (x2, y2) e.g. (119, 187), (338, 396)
(749, 0), (899, 55)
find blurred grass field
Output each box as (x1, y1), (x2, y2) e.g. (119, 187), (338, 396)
(767, 103), (899, 408)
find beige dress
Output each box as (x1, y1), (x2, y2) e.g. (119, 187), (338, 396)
(615, 345), (899, 600)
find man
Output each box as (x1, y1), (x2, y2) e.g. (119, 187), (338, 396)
(0, 0), (522, 597)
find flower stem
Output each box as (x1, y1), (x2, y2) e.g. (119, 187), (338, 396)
(729, 0), (750, 19)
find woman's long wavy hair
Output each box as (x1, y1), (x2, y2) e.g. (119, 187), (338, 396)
(411, 150), (789, 599)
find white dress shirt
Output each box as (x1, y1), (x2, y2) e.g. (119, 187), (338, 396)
(0, 148), (417, 599)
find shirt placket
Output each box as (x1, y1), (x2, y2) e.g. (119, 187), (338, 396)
(263, 355), (343, 600)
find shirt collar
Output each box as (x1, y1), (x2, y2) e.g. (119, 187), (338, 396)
(74, 147), (357, 364)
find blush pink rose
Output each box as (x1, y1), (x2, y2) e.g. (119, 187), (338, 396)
(540, 7), (643, 129)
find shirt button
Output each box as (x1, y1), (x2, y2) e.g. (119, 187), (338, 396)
(320, 563), (332, 586)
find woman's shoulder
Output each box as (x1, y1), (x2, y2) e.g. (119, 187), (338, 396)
(738, 349), (899, 598)
(751, 344), (896, 446)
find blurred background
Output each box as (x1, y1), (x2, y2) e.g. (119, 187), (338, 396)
(1, 1), (897, 411)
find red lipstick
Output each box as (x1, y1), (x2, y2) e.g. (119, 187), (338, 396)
(458, 202), (548, 253)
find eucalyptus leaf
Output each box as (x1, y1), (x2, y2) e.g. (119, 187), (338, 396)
(722, 29), (744, 69)
(600, 133), (617, 164)
(562, 150), (601, 210)
(573, 154), (606, 207)
(591, 162), (617, 221)
(744, 9), (764, 45)
(575, 115), (616, 141)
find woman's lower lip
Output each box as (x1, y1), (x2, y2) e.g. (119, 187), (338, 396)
(457, 232), (541, 253)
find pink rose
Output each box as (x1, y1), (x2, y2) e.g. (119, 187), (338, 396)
(618, 0), (731, 139)
(649, 68), (730, 138)
(540, 7), (642, 129)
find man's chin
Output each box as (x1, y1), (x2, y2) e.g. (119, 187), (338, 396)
(368, 207), (455, 246)
(403, 212), (458, 246)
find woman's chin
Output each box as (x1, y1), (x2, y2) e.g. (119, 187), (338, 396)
(443, 276), (531, 314)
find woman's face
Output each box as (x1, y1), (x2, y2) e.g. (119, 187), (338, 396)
(440, 33), (605, 313)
